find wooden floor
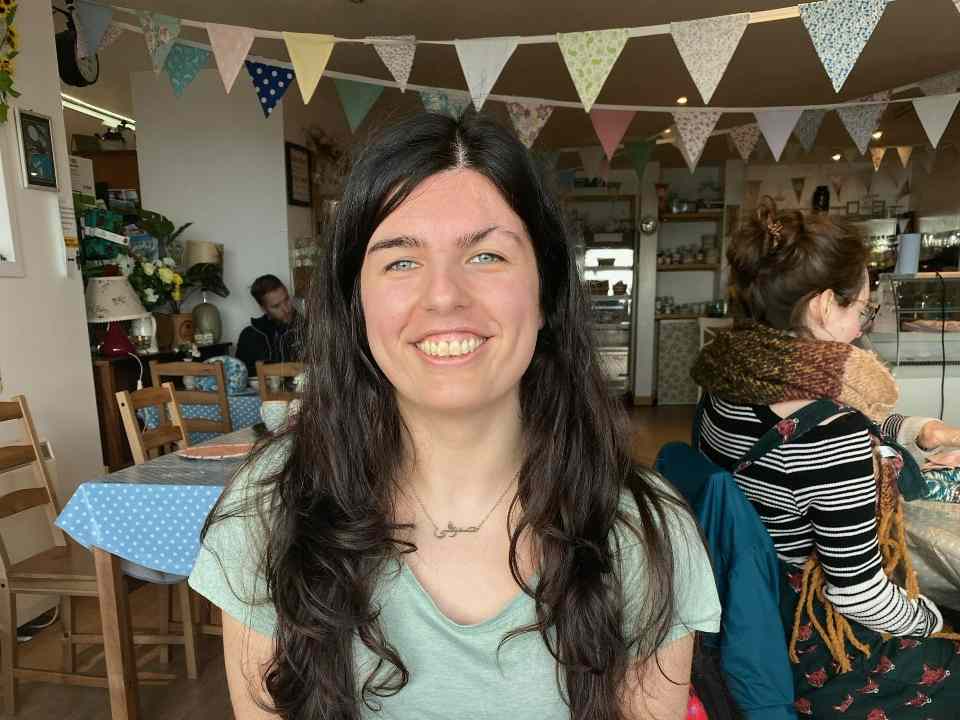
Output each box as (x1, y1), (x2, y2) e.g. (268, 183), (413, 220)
(4, 405), (696, 720)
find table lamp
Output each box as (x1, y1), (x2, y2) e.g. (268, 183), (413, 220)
(84, 276), (150, 357)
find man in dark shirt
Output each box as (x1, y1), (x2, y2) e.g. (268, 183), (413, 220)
(235, 275), (304, 375)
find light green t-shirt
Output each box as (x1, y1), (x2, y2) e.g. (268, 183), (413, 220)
(189, 447), (721, 719)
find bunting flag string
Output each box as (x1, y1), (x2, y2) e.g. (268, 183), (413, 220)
(870, 146), (886, 172)
(913, 92), (960, 149)
(369, 36), (416, 92)
(163, 43), (210, 97)
(755, 108), (802, 161)
(283, 32), (336, 104)
(798, 0), (889, 93)
(729, 123), (762, 162)
(506, 102), (553, 148)
(836, 92), (889, 155)
(334, 79), (384, 132)
(74, 0), (114, 59)
(557, 29), (629, 113)
(455, 37), (519, 111)
(673, 110), (722, 172)
(896, 145), (913, 168)
(245, 61), (296, 118)
(793, 109), (826, 153)
(138, 11), (180, 74)
(670, 13), (749, 104)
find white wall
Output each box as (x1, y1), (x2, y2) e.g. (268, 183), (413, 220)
(132, 69), (289, 342)
(0, 0), (104, 623)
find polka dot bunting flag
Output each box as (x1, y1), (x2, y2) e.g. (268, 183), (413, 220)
(244, 60), (296, 118)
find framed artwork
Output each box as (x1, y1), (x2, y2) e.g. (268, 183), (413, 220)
(871, 200), (886, 218)
(845, 201), (860, 216)
(285, 142), (312, 207)
(15, 108), (59, 192)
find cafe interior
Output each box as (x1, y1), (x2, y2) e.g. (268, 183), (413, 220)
(2, 0), (960, 718)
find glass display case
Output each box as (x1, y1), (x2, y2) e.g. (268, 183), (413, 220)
(564, 195), (637, 395)
(871, 272), (960, 366)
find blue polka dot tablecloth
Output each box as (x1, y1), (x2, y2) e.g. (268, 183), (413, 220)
(140, 389), (262, 445)
(55, 429), (254, 578)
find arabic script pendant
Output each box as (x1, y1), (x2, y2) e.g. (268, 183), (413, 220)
(434, 521), (480, 539)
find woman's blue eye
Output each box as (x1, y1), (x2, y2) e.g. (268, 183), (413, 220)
(470, 252), (505, 264)
(386, 259), (418, 272)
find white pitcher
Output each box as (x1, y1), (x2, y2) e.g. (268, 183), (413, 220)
(130, 314), (158, 354)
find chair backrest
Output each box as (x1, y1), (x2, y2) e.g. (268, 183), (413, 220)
(116, 382), (190, 465)
(256, 361), (304, 402)
(0, 396), (66, 575)
(150, 360), (232, 435)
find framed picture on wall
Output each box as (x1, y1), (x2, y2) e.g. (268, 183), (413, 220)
(15, 108), (59, 192)
(285, 142), (313, 207)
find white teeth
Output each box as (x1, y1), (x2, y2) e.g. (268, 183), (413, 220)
(417, 336), (485, 358)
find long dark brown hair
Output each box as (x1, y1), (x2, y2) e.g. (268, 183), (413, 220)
(204, 112), (686, 720)
(727, 196), (869, 329)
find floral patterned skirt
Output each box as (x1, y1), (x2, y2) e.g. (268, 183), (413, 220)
(780, 564), (960, 719)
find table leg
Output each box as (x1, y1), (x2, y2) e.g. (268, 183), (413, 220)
(93, 547), (141, 720)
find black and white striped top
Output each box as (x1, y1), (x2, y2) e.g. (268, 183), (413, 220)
(698, 393), (941, 637)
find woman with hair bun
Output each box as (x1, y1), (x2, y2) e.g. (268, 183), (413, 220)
(693, 197), (960, 718)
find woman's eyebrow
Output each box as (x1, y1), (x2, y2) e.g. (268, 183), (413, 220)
(367, 225), (522, 255)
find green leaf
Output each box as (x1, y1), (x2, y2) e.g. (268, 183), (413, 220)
(0, 104), (8, 125)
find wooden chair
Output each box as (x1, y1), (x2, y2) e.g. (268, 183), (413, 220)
(150, 360), (232, 438)
(115, 382), (191, 465)
(0, 395), (196, 716)
(256, 361), (305, 402)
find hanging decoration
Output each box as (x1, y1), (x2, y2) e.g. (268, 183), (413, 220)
(369, 36), (416, 92)
(673, 110), (722, 172)
(590, 109), (636, 160)
(506, 101), (553, 148)
(0, 1), (18, 124)
(454, 36), (518, 111)
(98, 22), (124, 50)
(419, 89), (470, 118)
(334, 78), (383, 132)
(163, 42), (210, 97)
(74, 0), (113, 59)
(919, 70), (960, 97)
(793, 109), (827, 153)
(206, 23), (256, 93)
(798, 0), (889, 93)
(896, 146), (913, 169)
(870, 146), (886, 172)
(828, 174), (845, 199)
(755, 108), (802, 161)
(283, 32), (336, 104)
(913, 92), (960, 149)
(138, 11), (181, 74)
(245, 60), (296, 118)
(557, 28), (630, 113)
(836, 92), (889, 155)
(729, 123), (761, 162)
(625, 140), (654, 181)
(669, 12), (749, 104)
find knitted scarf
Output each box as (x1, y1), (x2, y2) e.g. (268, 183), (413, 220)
(692, 322), (958, 671)
(691, 322), (898, 422)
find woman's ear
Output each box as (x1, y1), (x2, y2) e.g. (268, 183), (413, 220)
(805, 289), (834, 328)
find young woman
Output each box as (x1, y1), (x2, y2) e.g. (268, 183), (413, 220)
(693, 199), (960, 718)
(189, 113), (721, 720)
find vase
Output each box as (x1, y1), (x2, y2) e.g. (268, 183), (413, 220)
(130, 315), (159, 354)
(192, 293), (222, 343)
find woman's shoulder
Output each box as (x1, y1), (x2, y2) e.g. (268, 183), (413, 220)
(614, 470), (697, 553)
(221, 434), (293, 511)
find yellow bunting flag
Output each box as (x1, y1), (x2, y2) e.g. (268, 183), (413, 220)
(282, 32), (336, 104)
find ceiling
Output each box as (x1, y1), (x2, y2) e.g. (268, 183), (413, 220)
(54, 0), (960, 167)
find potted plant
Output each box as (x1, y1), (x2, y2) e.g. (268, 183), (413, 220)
(184, 261), (230, 343)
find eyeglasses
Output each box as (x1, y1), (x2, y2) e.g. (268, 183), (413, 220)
(851, 299), (880, 329)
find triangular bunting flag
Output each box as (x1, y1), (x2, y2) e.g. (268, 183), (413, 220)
(557, 28), (630, 113)
(206, 23), (256, 93)
(283, 32), (336, 104)
(163, 43), (210, 97)
(896, 146), (913, 169)
(670, 13), (749, 104)
(245, 61), (296, 118)
(912, 93), (960, 149)
(672, 110), (722, 172)
(138, 11), (181, 74)
(590, 110), (636, 161)
(334, 79), (384, 133)
(369, 36), (416, 93)
(793, 109), (826, 153)
(870, 146), (886, 172)
(625, 141), (654, 181)
(828, 174), (845, 199)
(836, 93), (889, 155)
(755, 108), (802, 161)
(99, 23), (124, 50)
(729, 123), (761, 162)
(922, 148), (937, 174)
(419, 89), (470, 119)
(454, 37), (518, 111)
(579, 147), (606, 180)
(799, 0), (888, 93)
(506, 102), (553, 148)
(74, 0), (113, 59)
(919, 70), (960, 97)
(791, 177), (806, 204)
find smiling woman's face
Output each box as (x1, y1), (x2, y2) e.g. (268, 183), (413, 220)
(359, 168), (542, 416)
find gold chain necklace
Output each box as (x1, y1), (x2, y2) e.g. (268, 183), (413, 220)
(408, 474), (518, 539)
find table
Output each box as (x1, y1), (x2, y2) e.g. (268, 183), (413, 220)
(140, 388), (262, 445)
(55, 428), (254, 720)
(92, 343), (233, 472)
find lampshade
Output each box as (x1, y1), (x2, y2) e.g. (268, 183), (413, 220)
(84, 276), (149, 323)
(183, 240), (222, 269)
